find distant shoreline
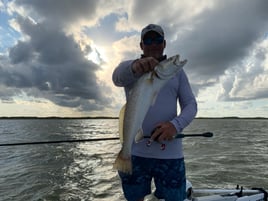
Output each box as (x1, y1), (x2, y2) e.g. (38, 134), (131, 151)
(0, 116), (267, 120)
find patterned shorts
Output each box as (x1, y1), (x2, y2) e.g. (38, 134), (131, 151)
(118, 156), (186, 201)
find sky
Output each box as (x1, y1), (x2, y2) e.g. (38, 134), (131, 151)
(0, 0), (268, 118)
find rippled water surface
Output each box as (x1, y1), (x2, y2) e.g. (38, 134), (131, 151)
(0, 118), (267, 201)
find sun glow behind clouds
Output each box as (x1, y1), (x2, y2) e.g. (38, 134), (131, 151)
(86, 44), (105, 66)
(87, 49), (101, 65)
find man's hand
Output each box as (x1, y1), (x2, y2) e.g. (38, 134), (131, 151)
(150, 122), (177, 142)
(131, 57), (159, 74)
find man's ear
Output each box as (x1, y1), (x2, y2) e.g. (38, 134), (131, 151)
(164, 40), (166, 48)
(140, 42), (144, 50)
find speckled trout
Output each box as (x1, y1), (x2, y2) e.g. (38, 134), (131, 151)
(113, 55), (187, 174)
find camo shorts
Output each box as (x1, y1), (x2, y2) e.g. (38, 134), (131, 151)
(118, 156), (186, 201)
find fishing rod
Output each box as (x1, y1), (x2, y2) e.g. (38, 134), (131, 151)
(0, 132), (213, 147)
(144, 132), (213, 150)
(143, 132), (213, 139)
(0, 137), (120, 147)
(175, 132), (213, 138)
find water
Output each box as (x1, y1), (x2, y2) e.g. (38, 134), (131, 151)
(0, 118), (267, 201)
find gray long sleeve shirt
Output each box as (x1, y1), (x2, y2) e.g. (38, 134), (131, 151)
(112, 59), (197, 159)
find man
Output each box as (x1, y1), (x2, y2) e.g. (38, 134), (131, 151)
(112, 24), (197, 201)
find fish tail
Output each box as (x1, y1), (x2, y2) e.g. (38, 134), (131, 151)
(113, 150), (132, 174)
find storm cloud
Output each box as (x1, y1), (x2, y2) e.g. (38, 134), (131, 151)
(1, 0), (112, 111)
(1, 0), (268, 117)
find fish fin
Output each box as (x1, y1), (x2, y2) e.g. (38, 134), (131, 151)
(135, 128), (144, 143)
(113, 150), (132, 174)
(118, 104), (126, 144)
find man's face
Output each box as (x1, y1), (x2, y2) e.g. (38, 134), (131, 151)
(140, 31), (166, 60)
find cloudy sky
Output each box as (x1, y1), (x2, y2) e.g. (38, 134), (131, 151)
(0, 0), (268, 118)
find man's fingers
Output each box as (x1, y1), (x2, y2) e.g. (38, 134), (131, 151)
(151, 122), (177, 142)
(132, 57), (159, 74)
(150, 127), (162, 141)
(147, 58), (159, 70)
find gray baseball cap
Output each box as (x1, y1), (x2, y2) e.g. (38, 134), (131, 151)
(141, 24), (164, 39)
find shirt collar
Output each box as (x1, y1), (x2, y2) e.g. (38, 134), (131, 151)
(140, 55), (167, 62)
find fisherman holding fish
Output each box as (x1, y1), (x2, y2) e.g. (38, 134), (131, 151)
(112, 24), (197, 201)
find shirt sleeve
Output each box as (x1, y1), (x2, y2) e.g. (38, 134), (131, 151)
(112, 60), (141, 87)
(170, 70), (197, 133)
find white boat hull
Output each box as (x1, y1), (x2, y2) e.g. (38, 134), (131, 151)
(144, 181), (267, 201)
